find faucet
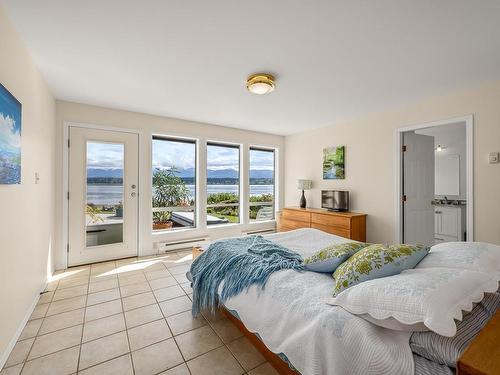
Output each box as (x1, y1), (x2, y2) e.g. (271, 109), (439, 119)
(444, 196), (449, 205)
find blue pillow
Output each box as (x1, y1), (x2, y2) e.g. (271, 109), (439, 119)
(303, 242), (369, 273)
(333, 243), (430, 296)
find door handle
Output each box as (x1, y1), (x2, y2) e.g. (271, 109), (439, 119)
(131, 192), (137, 197)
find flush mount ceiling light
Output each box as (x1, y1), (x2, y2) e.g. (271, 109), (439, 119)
(246, 73), (275, 95)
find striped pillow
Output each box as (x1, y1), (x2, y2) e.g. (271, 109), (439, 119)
(410, 290), (500, 367)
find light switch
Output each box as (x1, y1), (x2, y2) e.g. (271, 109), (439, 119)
(489, 152), (499, 164)
(35, 172), (40, 184)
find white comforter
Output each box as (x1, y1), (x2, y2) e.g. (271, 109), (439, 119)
(215, 229), (414, 375)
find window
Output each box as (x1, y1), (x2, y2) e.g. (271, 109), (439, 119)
(249, 148), (275, 221)
(206, 143), (240, 225)
(86, 142), (124, 246)
(151, 137), (196, 231)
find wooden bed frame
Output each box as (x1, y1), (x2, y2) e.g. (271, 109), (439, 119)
(193, 247), (500, 375)
(224, 307), (500, 375)
(222, 308), (299, 375)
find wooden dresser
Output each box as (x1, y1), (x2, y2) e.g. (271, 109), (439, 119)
(457, 309), (500, 375)
(277, 207), (367, 242)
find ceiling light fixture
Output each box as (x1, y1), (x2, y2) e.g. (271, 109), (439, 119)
(435, 144), (447, 152)
(246, 73), (275, 95)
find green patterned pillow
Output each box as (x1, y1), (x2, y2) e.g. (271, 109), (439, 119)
(304, 242), (369, 273)
(332, 243), (429, 296)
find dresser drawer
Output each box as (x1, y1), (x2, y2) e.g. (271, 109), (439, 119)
(311, 213), (350, 230)
(282, 209), (311, 224)
(311, 223), (351, 239)
(280, 218), (309, 230)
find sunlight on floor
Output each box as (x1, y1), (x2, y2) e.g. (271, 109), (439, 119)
(49, 251), (194, 283)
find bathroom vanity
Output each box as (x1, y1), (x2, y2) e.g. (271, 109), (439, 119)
(433, 202), (466, 244)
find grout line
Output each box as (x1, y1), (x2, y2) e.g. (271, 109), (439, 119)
(144, 262), (193, 375)
(117, 263), (136, 375)
(75, 263), (91, 373)
(76, 352), (131, 374)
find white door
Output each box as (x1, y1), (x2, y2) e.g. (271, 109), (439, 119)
(68, 127), (139, 266)
(403, 131), (435, 246)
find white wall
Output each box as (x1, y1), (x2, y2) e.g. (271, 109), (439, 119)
(284, 80), (500, 245)
(55, 101), (285, 269)
(0, 4), (56, 367)
(416, 122), (467, 199)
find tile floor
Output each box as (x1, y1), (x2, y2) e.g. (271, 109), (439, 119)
(1, 251), (279, 375)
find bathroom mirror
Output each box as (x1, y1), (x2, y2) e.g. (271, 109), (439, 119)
(435, 154), (460, 195)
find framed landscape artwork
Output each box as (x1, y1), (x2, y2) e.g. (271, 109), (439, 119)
(0, 83), (22, 184)
(323, 145), (345, 179)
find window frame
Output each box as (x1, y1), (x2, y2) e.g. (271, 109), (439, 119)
(206, 141), (242, 226)
(248, 146), (276, 222)
(151, 135), (198, 232)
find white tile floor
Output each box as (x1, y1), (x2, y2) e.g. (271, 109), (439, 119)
(1, 251), (279, 375)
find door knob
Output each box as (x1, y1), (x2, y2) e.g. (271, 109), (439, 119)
(131, 192), (136, 197)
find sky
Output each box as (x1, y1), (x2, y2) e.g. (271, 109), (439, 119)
(86, 138), (274, 172)
(87, 142), (124, 169)
(0, 84), (22, 154)
(207, 144), (238, 171)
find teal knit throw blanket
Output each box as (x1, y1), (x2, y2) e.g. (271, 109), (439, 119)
(190, 235), (304, 315)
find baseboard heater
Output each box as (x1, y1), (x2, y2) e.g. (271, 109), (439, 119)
(157, 237), (210, 252)
(242, 228), (276, 235)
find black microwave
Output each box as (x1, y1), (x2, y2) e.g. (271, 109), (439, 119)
(321, 190), (349, 212)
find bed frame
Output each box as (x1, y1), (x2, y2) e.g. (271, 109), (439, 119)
(222, 308), (299, 375)
(224, 307), (500, 375)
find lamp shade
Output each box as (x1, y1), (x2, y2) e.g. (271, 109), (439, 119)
(297, 179), (312, 190)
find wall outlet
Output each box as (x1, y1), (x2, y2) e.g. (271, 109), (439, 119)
(489, 152), (499, 164)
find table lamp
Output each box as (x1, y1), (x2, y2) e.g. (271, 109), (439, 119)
(298, 179), (312, 208)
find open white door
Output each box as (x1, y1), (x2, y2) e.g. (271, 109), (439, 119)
(68, 126), (139, 266)
(403, 131), (435, 246)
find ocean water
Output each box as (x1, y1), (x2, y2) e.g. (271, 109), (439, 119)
(87, 184), (273, 205)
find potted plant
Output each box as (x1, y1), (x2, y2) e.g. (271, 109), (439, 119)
(115, 201), (123, 218)
(86, 204), (104, 225)
(152, 167), (190, 230)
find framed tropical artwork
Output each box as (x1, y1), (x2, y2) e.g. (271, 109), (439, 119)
(0, 83), (22, 184)
(323, 145), (345, 179)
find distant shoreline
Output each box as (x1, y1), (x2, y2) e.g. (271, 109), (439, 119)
(87, 178), (274, 186)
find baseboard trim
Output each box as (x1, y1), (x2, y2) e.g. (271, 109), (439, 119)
(0, 281), (48, 370)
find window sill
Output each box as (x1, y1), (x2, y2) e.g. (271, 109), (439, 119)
(151, 227), (197, 236)
(206, 222), (241, 229)
(248, 219), (276, 225)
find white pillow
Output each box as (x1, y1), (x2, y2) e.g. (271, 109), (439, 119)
(359, 314), (428, 332)
(328, 267), (499, 336)
(416, 242), (500, 277)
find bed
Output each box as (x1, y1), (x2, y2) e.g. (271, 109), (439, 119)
(194, 228), (499, 375)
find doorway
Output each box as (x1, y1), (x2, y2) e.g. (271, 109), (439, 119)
(396, 116), (473, 246)
(67, 126), (139, 266)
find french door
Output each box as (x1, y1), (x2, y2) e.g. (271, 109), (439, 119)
(68, 126), (139, 266)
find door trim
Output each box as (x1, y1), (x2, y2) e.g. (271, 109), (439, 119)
(62, 121), (143, 269)
(395, 115), (474, 243)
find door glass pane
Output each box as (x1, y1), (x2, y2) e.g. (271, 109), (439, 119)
(249, 148), (275, 221)
(152, 138), (196, 231)
(206, 144), (240, 225)
(86, 142), (124, 247)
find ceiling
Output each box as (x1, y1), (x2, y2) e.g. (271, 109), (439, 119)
(3, 1), (500, 135)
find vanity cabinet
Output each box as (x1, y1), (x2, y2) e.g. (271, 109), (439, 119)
(434, 206), (465, 243)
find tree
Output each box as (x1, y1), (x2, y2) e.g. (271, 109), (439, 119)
(152, 168), (190, 224)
